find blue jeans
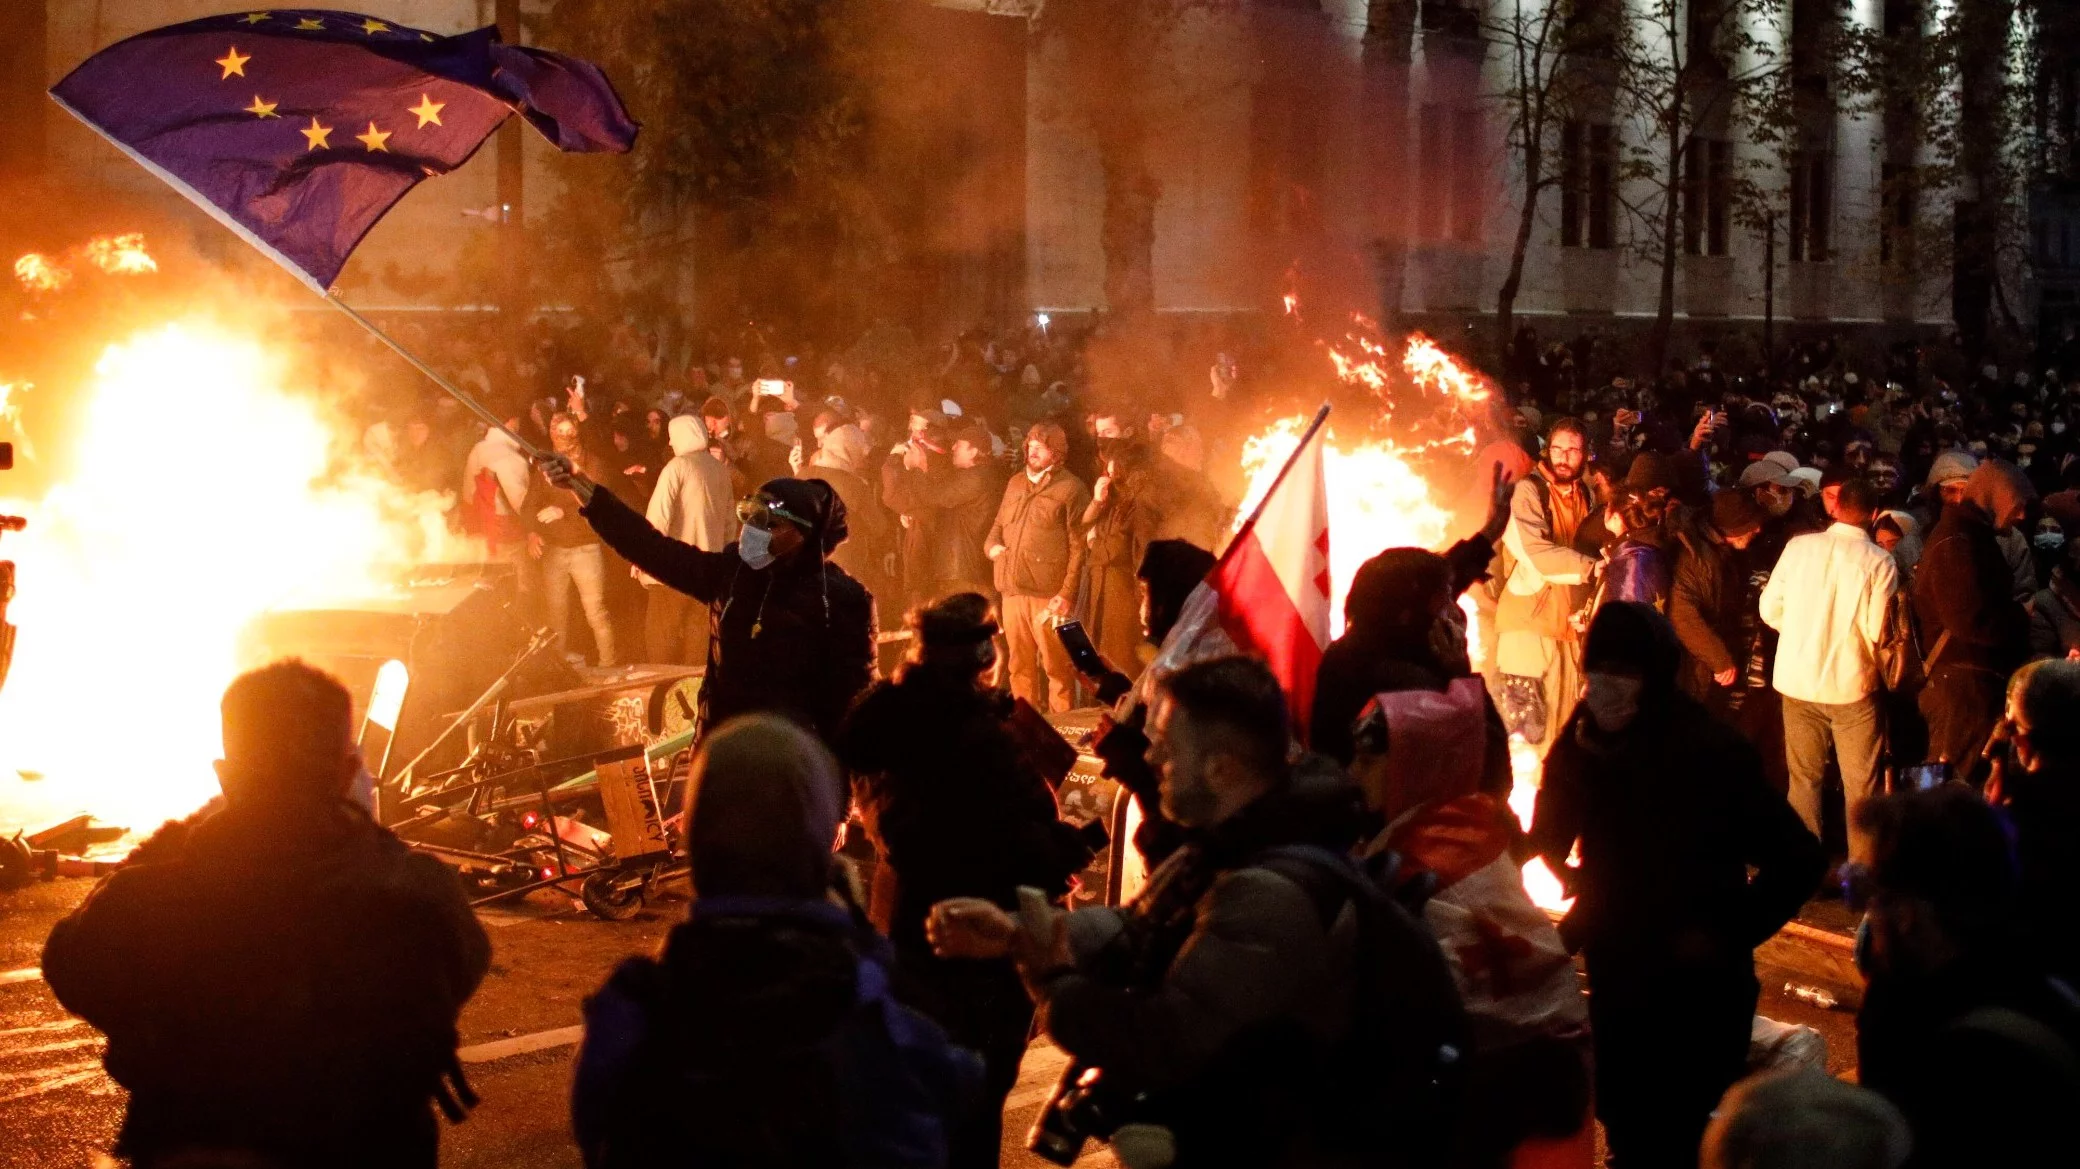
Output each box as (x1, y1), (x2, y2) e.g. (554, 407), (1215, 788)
(542, 542), (616, 666)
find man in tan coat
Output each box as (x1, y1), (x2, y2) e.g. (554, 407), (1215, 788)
(987, 422), (1091, 712)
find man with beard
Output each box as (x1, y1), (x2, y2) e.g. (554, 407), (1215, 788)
(535, 412), (620, 667)
(1496, 418), (1600, 752)
(1082, 412), (1162, 682)
(986, 423), (1091, 712)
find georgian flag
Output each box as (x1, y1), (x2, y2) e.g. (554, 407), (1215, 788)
(1145, 406), (1332, 735)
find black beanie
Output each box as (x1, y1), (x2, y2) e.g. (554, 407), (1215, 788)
(760, 477), (848, 551)
(1582, 601), (1680, 686)
(1345, 547), (1451, 634)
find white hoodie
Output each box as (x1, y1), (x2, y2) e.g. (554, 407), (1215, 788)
(645, 415), (737, 555)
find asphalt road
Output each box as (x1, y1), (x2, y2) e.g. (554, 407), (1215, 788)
(1, 877), (1855, 1169)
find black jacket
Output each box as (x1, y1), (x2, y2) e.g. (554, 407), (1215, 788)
(43, 801), (490, 1169)
(580, 487), (876, 741)
(1531, 694), (1823, 970)
(838, 666), (1089, 949)
(1669, 528), (1745, 700)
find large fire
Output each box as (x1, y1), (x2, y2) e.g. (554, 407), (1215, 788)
(1240, 331), (1570, 912)
(0, 322), (470, 833)
(14, 233), (161, 294)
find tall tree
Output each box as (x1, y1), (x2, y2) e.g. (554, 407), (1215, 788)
(530, 0), (887, 339)
(1486, 0), (1603, 356)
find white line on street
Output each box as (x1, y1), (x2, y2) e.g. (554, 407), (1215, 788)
(457, 1024), (586, 1064)
(0, 967), (45, 987)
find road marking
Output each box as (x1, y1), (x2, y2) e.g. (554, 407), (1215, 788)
(457, 1024), (585, 1064)
(0, 967), (44, 987)
(0, 1058), (101, 1085)
(11, 1035), (102, 1056)
(476, 910), (536, 929)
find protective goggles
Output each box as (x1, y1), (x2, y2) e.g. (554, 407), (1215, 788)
(736, 495), (811, 532)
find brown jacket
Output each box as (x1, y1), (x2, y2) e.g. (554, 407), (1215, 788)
(988, 466), (1093, 600)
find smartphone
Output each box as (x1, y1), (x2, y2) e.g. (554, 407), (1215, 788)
(1898, 762), (1952, 792)
(1053, 619), (1107, 680)
(754, 378), (790, 398)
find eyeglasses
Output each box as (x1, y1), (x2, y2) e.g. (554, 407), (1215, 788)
(736, 495), (810, 532)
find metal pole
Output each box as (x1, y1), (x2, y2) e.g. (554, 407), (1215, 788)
(323, 293), (543, 459)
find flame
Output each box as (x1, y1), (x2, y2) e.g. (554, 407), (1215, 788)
(1282, 292), (1299, 316)
(14, 253), (71, 293)
(83, 233), (158, 276)
(0, 322), (471, 832)
(1241, 329), (1568, 911)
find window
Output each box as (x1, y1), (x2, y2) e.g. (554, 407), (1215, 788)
(1683, 138), (1731, 256)
(1880, 162), (1915, 265)
(1420, 104), (1449, 241)
(1451, 107), (1483, 243)
(1420, 106), (1486, 244)
(1789, 150), (1833, 262)
(1564, 120), (1605, 247)
(1561, 120), (1616, 250)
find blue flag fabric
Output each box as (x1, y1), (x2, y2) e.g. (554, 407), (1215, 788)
(50, 9), (638, 293)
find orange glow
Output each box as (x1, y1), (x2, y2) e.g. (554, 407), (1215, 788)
(82, 233), (158, 276)
(0, 322), (475, 832)
(14, 253), (71, 293)
(1241, 329), (1566, 909)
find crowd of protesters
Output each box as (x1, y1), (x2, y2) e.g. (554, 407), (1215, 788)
(31, 311), (2080, 1169)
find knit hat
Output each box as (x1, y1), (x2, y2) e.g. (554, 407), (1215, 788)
(911, 592), (999, 647)
(758, 476), (848, 551)
(1925, 449), (1979, 488)
(1582, 601), (1681, 687)
(685, 715), (844, 899)
(1711, 490), (1765, 539)
(701, 395), (732, 420)
(1345, 548), (1452, 636)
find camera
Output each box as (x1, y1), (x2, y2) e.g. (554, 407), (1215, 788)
(1028, 1063), (1147, 1166)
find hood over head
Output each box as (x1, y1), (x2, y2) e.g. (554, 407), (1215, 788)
(1136, 539), (1217, 645)
(1961, 458), (2037, 526)
(667, 414), (708, 457)
(1582, 601), (1681, 691)
(1345, 547), (1452, 642)
(761, 476), (849, 554)
(1926, 448), (1980, 488)
(810, 423), (872, 477)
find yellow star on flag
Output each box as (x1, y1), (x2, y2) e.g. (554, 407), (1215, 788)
(360, 19), (391, 35)
(240, 12), (271, 24)
(216, 46), (250, 79)
(408, 94), (446, 129)
(244, 95), (279, 119)
(356, 122), (393, 152)
(295, 18), (324, 31)
(301, 117), (332, 151)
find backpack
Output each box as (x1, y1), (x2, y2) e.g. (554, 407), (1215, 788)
(1877, 588), (1950, 696)
(1252, 844), (1471, 1169)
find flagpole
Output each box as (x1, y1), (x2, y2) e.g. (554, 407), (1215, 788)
(323, 294), (544, 460)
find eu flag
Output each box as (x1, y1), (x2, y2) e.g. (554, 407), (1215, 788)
(50, 10), (638, 293)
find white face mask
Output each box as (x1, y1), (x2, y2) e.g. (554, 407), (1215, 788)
(738, 524), (777, 570)
(1582, 672), (1644, 733)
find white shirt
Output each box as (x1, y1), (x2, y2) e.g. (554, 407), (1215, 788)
(1759, 522), (1900, 704)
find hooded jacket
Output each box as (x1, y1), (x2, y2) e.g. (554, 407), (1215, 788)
(579, 478), (876, 741)
(645, 417), (738, 556)
(1531, 604), (1824, 967)
(43, 801), (490, 1169)
(808, 429), (898, 614)
(1915, 460), (2035, 676)
(838, 664), (1091, 949)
